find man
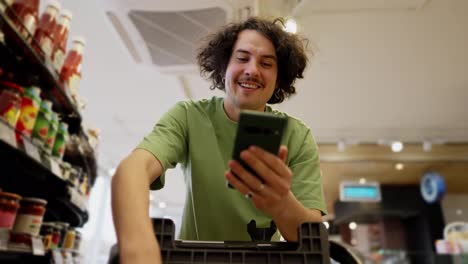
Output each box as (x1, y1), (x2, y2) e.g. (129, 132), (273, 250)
(112, 17), (327, 263)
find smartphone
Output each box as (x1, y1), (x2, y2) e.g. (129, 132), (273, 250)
(228, 110), (288, 188)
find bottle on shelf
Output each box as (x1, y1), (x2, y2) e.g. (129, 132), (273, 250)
(16, 86), (41, 137)
(45, 111), (59, 152)
(0, 80), (24, 127)
(33, 0), (61, 59)
(51, 9), (72, 73)
(32, 99), (53, 147)
(7, 0), (40, 40)
(60, 36), (85, 102)
(52, 121), (69, 159)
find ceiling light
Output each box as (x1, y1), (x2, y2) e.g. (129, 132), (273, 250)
(349, 222), (357, 230)
(158, 201), (167, 209)
(359, 178), (366, 184)
(107, 167), (116, 176)
(456, 209), (463, 215)
(284, 18), (298, 33)
(423, 141), (432, 152)
(395, 163), (404, 170)
(337, 140), (346, 152)
(391, 141), (404, 152)
(323, 221), (330, 229)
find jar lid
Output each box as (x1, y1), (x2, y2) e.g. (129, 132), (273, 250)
(41, 222), (56, 228)
(0, 191), (22, 200)
(72, 36), (86, 46)
(46, 0), (61, 11)
(21, 197), (48, 205)
(0, 80), (24, 94)
(54, 221), (70, 228)
(41, 99), (53, 109)
(60, 9), (73, 20)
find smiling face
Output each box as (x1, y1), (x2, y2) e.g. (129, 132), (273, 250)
(223, 30), (278, 119)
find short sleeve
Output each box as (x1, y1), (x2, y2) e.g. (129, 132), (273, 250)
(289, 129), (328, 215)
(137, 102), (188, 190)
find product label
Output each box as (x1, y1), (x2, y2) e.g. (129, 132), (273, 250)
(23, 137), (41, 162)
(12, 214), (43, 236)
(67, 74), (81, 99)
(40, 37), (53, 58)
(32, 113), (50, 141)
(53, 50), (65, 72)
(0, 211), (17, 228)
(31, 236), (45, 255)
(17, 97), (40, 136)
(0, 120), (17, 148)
(0, 102), (21, 126)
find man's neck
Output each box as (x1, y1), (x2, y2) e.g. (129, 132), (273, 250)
(223, 99), (266, 122)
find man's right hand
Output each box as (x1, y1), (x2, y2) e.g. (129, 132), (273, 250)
(111, 149), (164, 264)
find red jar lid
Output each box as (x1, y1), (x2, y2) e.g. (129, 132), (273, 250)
(0, 81), (24, 94)
(21, 197), (47, 205)
(0, 191), (22, 200)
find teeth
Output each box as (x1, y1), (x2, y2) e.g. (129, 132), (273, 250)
(239, 82), (259, 89)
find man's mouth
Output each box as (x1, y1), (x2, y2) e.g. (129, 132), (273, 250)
(238, 81), (262, 89)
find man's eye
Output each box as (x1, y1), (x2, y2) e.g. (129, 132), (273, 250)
(262, 62), (272, 67)
(237, 57), (248, 62)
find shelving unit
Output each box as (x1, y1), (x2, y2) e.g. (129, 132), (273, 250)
(0, 1), (97, 262)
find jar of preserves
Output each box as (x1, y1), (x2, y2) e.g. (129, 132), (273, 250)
(33, 0), (61, 59)
(0, 191), (22, 229)
(54, 221), (69, 248)
(7, 0), (40, 39)
(0, 80), (24, 126)
(63, 227), (75, 249)
(12, 197), (47, 236)
(51, 10), (72, 72)
(73, 230), (81, 251)
(40, 222), (56, 250)
(50, 223), (61, 249)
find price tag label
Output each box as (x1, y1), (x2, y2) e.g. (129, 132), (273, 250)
(63, 250), (73, 264)
(31, 236), (45, 256)
(0, 229), (9, 250)
(52, 249), (64, 264)
(0, 121), (17, 148)
(50, 158), (63, 178)
(23, 137), (41, 162)
(69, 187), (87, 211)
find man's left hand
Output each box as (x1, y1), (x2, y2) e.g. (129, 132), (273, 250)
(225, 145), (292, 218)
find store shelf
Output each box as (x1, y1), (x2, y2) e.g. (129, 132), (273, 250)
(0, 1), (97, 184)
(0, 120), (88, 227)
(0, 248), (79, 264)
(0, 3), (81, 133)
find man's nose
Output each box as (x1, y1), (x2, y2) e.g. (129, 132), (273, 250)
(245, 61), (260, 77)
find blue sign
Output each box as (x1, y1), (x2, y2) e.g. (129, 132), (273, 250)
(340, 182), (381, 202)
(420, 171), (445, 203)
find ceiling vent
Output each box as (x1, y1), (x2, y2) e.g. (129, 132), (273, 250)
(102, 0), (260, 74)
(128, 8), (227, 68)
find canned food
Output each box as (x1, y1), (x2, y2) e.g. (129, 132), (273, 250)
(0, 191), (22, 229)
(13, 197), (47, 236)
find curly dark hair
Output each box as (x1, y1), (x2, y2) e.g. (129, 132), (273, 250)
(197, 17), (309, 104)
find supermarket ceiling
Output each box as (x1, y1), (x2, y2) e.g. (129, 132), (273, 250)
(53, 0), (468, 214)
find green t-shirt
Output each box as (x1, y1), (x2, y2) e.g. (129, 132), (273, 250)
(137, 97), (326, 241)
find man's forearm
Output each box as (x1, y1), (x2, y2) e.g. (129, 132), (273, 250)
(272, 191), (322, 241)
(111, 158), (161, 262)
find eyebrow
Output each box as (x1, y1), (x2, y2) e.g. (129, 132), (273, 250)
(234, 49), (277, 60)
